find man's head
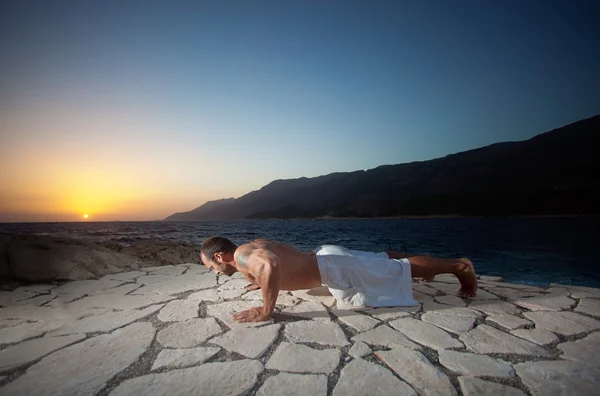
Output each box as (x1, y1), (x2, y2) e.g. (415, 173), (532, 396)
(200, 236), (238, 276)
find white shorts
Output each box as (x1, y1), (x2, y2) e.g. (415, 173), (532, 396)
(314, 245), (418, 307)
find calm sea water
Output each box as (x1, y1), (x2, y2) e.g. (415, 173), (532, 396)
(1, 218), (599, 288)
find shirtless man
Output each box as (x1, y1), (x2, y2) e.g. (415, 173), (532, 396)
(200, 236), (477, 323)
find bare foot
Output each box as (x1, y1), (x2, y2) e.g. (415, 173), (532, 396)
(454, 258), (477, 298)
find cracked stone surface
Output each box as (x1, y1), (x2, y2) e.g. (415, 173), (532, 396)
(151, 347), (221, 371)
(376, 347), (457, 396)
(257, 373), (327, 396)
(333, 358), (417, 396)
(266, 342), (340, 374)
(110, 360), (264, 396)
(1, 269), (599, 396)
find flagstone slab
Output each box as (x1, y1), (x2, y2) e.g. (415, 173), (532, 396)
(292, 287), (336, 307)
(243, 290), (300, 306)
(0, 318), (24, 329)
(427, 282), (462, 295)
(257, 373), (327, 396)
(136, 274), (173, 285)
(332, 309), (380, 332)
(421, 307), (482, 334)
(66, 292), (174, 311)
(376, 347), (457, 396)
(413, 283), (439, 296)
(569, 288), (600, 299)
(468, 300), (521, 316)
(151, 347), (221, 371)
(459, 324), (551, 356)
(52, 279), (123, 295)
(469, 289), (501, 300)
(0, 334), (86, 372)
(430, 274), (460, 283)
(110, 359), (264, 396)
(50, 304), (163, 335)
(523, 311), (600, 336)
(515, 360), (600, 396)
(187, 289), (219, 301)
(479, 276), (504, 282)
(364, 307), (413, 321)
(102, 271), (146, 282)
(285, 320), (348, 346)
(266, 342), (340, 374)
(352, 325), (420, 350)
(1, 322), (155, 396)
(210, 324), (280, 358)
(487, 314), (532, 330)
(438, 350), (514, 378)
(136, 274), (217, 295)
(435, 295), (467, 307)
(217, 278), (251, 291)
(0, 320), (64, 344)
(206, 300), (273, 328)
(458, 377), (526, 396)
(157, 318), (222, 348)
(575, 298), (600, 317)
(348, 340), (372, 358)
(89, 283), (141, 295)
(484, 287), (541, 300)
(510, 328), (559, 346)
(281, 301), (329, 320)
(0, 291), (38, 306)
(558, 332), (600, 367)
(13, 284), (56, 294)
(389, 318), (463, 351)
(332, 358), (417, 396)
(147, 266), (186, 276)
(157, 300), (199, 322)
(13, 294), (56, 306)
(218, 289), (247, 300)
(512, 295), (576, 311)
(422, 300), (451, 312)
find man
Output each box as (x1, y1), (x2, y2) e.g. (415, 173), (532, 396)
(200, 236), (477, 323)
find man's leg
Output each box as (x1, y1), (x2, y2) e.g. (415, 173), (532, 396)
(388, 251), (477, 297)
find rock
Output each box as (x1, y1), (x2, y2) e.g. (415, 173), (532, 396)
(182, 264), (209, 274)
(424, 282), (460, 295)
(0, 290), (38, 306)
(66, 292), (174, 311)
(486, 314), (532, 330)
(102, 271), (146, 282)
(376, 347), (457, 396)
(187, 289), (219, 301)
(147, 265), (186, 276)
(515, 360), (600, 396)
(119, 240), (201, 266)
(332, 309), (380, 332)
(7, 234), (142, 281)
(137, 273), (217, 296)
(285, 320), (348, 347)
(438, 350), (514, 378)
(485, 287), (542, 300)
(458, 377), (526, 396)
(348, 341), (371, 358)
(469, 289), (501, 300)
(479, 276), (504, 282)
(218, 289), (247, 300)
(217, 278), (251, 290)
(244, 290), (299, 306)
(157, 318), (222, 348)
(558, 332), (600, 367)
(13, 284), (56, 294)
(364, 307), (413, 321)
(332, 358), (417, 396)
(110, 359), (263, 396)
(157, 300), (199, 322)
(575, 298), (600, 317)
(0, 318), (24, 329)
(292, 287), (336, 307)
(0, 334), (85, 372)
(430, 274), (460, 283)
(421, 308), (482, 334)
(13, 294), (56, 306)
(89, 283), (141, 295)
(568, 286), (600, 299)
(413, 283), (439, 296)
(151, 347), (221, 371)
(136, 274), (173, 285)
(422, 300), (450, 312)
(0, 234), (10, 279)
(206, 300), (273, 328)
(435, 295), (466, 307)
(49, 304), (163, 336)
(51, 279), (122, 295)
(459, 324), (550, 356)
(511, 328), (559, 346)
(281, 301), (330, 320)
(210, 324), (280, 358)
(523, 311), (600, 336)
(266, 342), (340, 374)
(0, 320), (63, 344)
(468, 300), (521, 316)
(1, 322), (154, 396)
(257, 373), (327, 396)
(389, 318), (463, 350)
(512, 295), (576, 311)
(352, 325), (420, 350)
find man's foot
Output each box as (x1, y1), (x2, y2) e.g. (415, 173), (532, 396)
(454, 258), (477, 298)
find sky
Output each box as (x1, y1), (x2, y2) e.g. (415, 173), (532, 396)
(1, 0), (599, 222)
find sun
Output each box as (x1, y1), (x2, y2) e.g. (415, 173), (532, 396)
(83, 214), (89, 219)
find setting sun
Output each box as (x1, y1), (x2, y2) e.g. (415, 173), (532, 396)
(83, 214), (89, 219)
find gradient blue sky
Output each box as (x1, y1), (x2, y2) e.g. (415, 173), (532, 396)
(1, 0), (599, 221)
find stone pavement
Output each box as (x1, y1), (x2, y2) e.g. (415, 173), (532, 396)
(1, 264), (600, 395)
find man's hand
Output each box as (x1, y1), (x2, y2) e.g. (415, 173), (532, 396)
(232, 307), (270, 323)
(246, 284), (261, 291)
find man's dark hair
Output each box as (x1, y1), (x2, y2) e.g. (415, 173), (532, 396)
(201, 236), (237, 262)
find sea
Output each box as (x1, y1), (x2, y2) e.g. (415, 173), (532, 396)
(1, 217), (599, 288)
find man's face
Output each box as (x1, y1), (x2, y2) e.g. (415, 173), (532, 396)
(201, 252), (236, 276)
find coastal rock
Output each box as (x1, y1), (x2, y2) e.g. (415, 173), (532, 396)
(376, 348), (457, 396)
(135, 273), (217, 296)
(89, 283), (141, 295)
(206, 300), (273, 328)
(333, 358), (417, 396)
(210, 324), (280, 358)
(510, 328), (559, 346)
(157, 318), (222, 348)
(52, 279), (124, 295)
(0, 334), (86, 372)
(352, 325), (420, 350)
(147, 265), (186, 276)
(102, 271), (146, 282)
(523, 311), (600, 336)
(187, 289), (219, 301)
(435, 295), (467, 307)
(575, 298), (600, 317)
(468, 300), (521, 316)
(421, 307), (482, 334)
(118, 240), (201, 266)
(458, 377), (526, 396)
(0, 290), (38, 306)
(292, 287), (336, 307)
(389, 317), (463, 350)
(217, 278), (251, 290)
(413, 283), (439, 296)
(157, 299), (199, 322)
(266, 342), (340, 374)
(512, 295), (576, 311)
(136, 274), (173, 285)
(12, 294), (56, 307)
(13, 284), (56, 294)
(1, 322), (154, 396)
(218, 289), (247, 300)
(515, 360), (600, 396)
(282, 301), (329, 320)
(364, 307), (413, 321)
(66, 292), (173, 311)
(558, 332), (600, 367)
(486, 314), (532, 330)
(332, 309), (380, 332)
(348, 340), (371, 358)
(257, 373), (327, 396)
(151, 347), (221, 371)
(110, 360), (263, 396)
(285, 320), (348, 346)
(460, 324), (550, 356)
(438, 350), (514, 378)
(0, 320), (64, 344)
(479, 276), (504, 282)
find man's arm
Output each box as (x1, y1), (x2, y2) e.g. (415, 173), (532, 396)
(232, 248), (281, 322)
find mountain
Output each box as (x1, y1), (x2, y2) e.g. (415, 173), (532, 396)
(164, 115), (600, 220)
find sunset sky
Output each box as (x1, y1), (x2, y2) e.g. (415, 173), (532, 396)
(1, 1), (599, 222)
